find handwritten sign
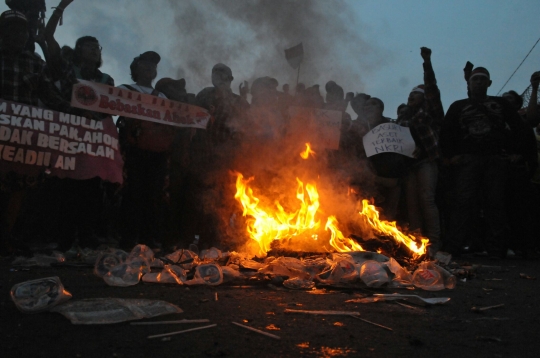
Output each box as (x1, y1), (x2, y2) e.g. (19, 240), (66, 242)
(362, 123), (415, 158)
(288, 106), (342, 150)
(0, 99), (123, 183)
(71, 80), (211, 129)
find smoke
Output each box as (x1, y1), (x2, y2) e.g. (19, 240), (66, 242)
(166, 0), (388, 95)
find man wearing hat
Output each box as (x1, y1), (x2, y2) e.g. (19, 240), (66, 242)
(396, 47), (444, 258)
(117, 51), (171, 250)
(440, 66), (532, 259)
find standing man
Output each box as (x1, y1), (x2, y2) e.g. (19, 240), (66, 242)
(0, 9), (73, 253)
(440, 67), (531, 258)
(117, 52), (170, 250)
(397, 47), (444, 257)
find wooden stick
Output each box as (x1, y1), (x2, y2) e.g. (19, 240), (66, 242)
(214, 292), (218, 301)
(131, 319), (210, 325)
(395, 302), (424, 311)
(232, 322), (281, 340)
(349, 315), (393, 331)
(471, 303), (505, 312)
(285, 309), (360, 316)
(147, 324), (217, 339)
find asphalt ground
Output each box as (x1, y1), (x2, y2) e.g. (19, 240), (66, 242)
(1, 255), (539, 358)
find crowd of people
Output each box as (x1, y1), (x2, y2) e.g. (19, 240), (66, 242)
(1, 0), (539, 260)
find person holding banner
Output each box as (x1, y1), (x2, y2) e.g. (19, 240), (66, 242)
(0, 9), (76, 252)
(396, 47), (444, 258)
(355, 96), (405, 221)
(117, 51), (171, 249)
(24, 0), (119, 251)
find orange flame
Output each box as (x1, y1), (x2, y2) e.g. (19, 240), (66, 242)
(357, 199), (428, 258)
(233, 172), (428, 258)
(234, 172), (321, 256)
(325, 216), (364, 252)
(300, 143), (316, 159)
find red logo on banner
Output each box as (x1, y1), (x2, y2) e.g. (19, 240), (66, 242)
(75, 85), (98, 106)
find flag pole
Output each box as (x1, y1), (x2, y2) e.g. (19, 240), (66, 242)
(296, 62), (301, 87)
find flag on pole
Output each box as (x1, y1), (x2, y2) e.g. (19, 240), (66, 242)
(284, 43), (304, 69)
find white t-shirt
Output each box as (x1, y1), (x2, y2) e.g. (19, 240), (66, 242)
(118, 83), (167, 98)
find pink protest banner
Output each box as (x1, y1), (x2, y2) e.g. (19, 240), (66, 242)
(0, 99), (123, 183)
(70, 80), (211, 129)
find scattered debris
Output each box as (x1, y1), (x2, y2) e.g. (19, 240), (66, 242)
(349, 314), (393, 331)
(519, 273), (536, 280)
(471, 304), (505, 313)
(147, 324), (217, 339)
(285, 309), (360, 316)
(265, 324), (280, 330)
(232, 322), (281, 340)
(214, 292), (219, 301)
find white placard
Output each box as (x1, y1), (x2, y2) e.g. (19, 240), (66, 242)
(362, 122), (415, 158)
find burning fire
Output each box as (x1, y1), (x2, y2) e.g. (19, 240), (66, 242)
(233, 143), (428, 258)
(358, 200), (428, 257)
(300, 143), (316, 159)
(233, 172), (322, 255)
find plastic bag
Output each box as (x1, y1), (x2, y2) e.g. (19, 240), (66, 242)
(359, 260), (389, 287)
(412, 261), (456, 291)
(200, 247), (222, 260)
(10, 276), (72, 313)
(34, 251), (66, 267)
(51, 298), (182, 324)
(260, 257), (311, 279)
(94, 250), (128, 278)
(317, 258), (358, 284)
(385, 258), (413, 288)
(221, 265), (243, 283)
(185, 264), (223, 286)
(165, 249), (198, 270)
(103, 262), (143, 287)
(142, 265), (186, 284)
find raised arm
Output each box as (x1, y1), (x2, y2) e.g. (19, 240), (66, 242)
(526, 71), (540, 127)
(44, 0), (74, 80)
(421, 47), (444, 127)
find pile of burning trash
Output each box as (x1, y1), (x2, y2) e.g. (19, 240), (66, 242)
(89, 243), (455, 291)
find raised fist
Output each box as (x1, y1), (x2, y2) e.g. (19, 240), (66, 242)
(420, 47), (432, 61)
